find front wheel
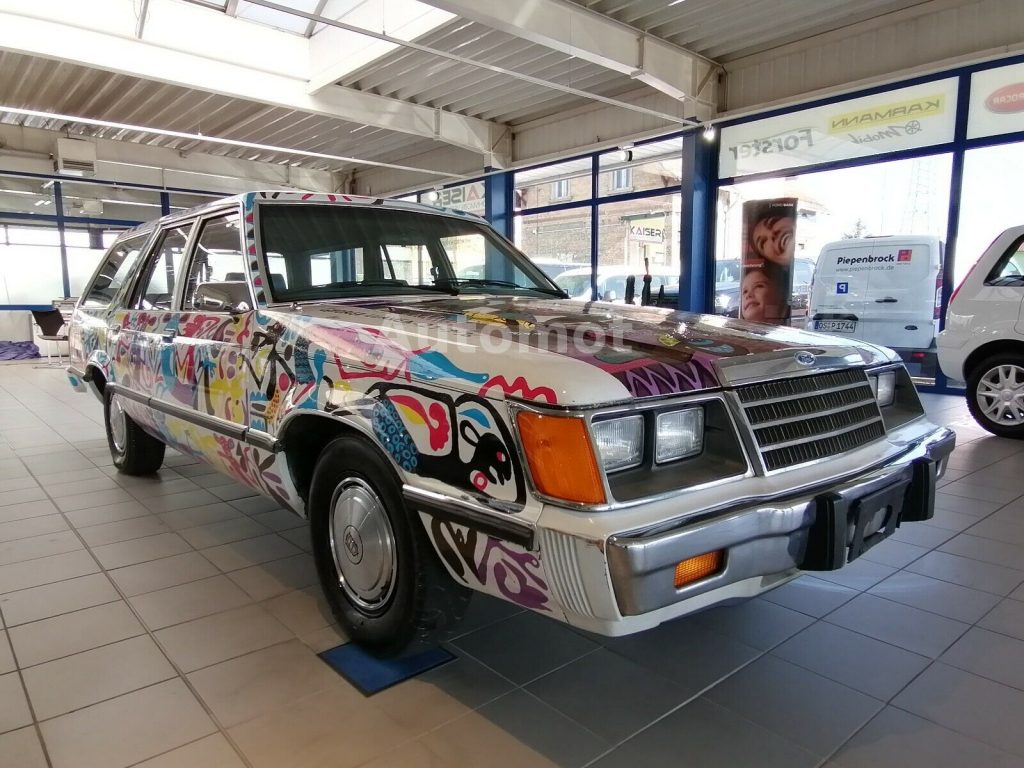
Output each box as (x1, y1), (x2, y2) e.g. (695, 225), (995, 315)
(308, 436), (469, 655)
(967, 354), (1024, 439)
(104, 389), (166, 474)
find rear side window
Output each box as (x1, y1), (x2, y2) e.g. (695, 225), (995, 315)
(986, 236), (1024, 286)
(81, 235), (148, 308)
(133, 223), (193, 310)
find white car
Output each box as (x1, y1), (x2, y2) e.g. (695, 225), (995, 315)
(937, 225), (1024, 437)
(556, 265), (679, 302)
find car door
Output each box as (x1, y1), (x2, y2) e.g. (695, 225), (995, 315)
(170, 209), (254, 438)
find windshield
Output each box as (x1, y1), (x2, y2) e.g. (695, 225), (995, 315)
(258, 204), (561, 301)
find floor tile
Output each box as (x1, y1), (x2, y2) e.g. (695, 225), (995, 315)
(108, 551), (220, 597)
(939, 480), (1022, 505)
(201, 534), (302, 572)
(772, 621), (930, 700)
(0, 630), (13, 674)
(0, 499), (59, 524)
(251, 508), (306, 532)
(132, 733), (247, 768)
(834, 706), (1024, 768)
(0, 514), (68, 544)
(178, 517), (270, 549)
(227, 553), (317, 601)
(63, 500), (152, 528)
(228, 686), (410, 768)
(906, 550), (1024, 596)
(9, 599), (143, 667)
(91, 532), (192, 569)
(143, 489), (221, 514)
(261, 585), (334, 636)
(0, 727), (48, 768)
(45, 476), (123, 499)
(0, 671), (32, 734)
(0, 486), (47, 508)
(860, 538), (930, 569)
(0, 530), (82, 567)
(155, 604), (294, 672)
(208, 482), (259, 501)
(229, 495), (283, 515)
(158, 503), (246, 531)
(705, 654), (882, 756)
(278, 526), (313, 552)
(0, 549), (98, 594)
(590, 697), (817, 768)
(124, 478), (200, 499)
(298, 622), (349, 653)
(453, 610), (599, 685)
(760, 576), (858, 617)
(920, 507), (979, 533)
(967, 513), (1024, 547)
(188, 639), (350, 728)
(373, 653), (514, 735)
(677, 597), (814, 650)
(980, 598), (1024, 641)
(22, 635), (176, 719)
(0, 572), (119, 626)
(893, 663), (1024, 757)
(941, 534), (1024, 571)
(809, 558), (897, 591)
(129, 575), (252, 630)
(826, 593), (969, 658)
(40, 679), (216, 768)
(868, 570), (1003, 623)
(54, 487), (137, 512)
(934, 493), (1004, 517)
(525, 648), (687, 742)
(940, 627), (1024, 691)
(76, 516), (170, 547)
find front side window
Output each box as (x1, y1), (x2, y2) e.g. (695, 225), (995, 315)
(258, 205), (560, 302)
(82, 234), (149, 308)
(134, 223), (192, 310)
(182, 214), (248, 310)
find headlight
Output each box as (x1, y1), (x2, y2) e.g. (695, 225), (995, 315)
(656, 408), (704, 463)
(869, 371), (896, 407)
(591, 415), (644, 472)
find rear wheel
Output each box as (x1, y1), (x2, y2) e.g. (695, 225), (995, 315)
(967, 354), (1024, 439)
(104, 389), (166, 474)
(308, 436), (469, 656)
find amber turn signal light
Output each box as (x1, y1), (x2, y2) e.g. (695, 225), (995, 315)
(673, 551), (724, 589)
(516, 411), (606, 505)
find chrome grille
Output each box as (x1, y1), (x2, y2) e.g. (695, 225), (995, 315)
(737, 370), (885, 472)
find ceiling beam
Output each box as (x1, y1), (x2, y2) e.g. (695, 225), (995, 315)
(418, 0), (718, 105)
(0, 0), (510, 164)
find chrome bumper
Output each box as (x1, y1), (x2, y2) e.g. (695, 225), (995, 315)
(605, 427), (956, 617)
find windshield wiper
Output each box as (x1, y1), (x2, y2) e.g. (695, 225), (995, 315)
(453, 278), (567, 298)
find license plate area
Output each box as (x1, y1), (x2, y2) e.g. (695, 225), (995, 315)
(814, 319), (857, 333)
(802, 469), (916, 571)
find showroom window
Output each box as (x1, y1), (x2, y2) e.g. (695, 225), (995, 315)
(596, 195), (682, 304)
(0, 220), (64, 305)
(423, 181), (486, 217)
(514, 210), (592, 287)
(514, 158), (591, 210)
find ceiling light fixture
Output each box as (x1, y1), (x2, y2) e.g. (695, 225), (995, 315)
(702, 124), (716, 142)
(0, 106), (463, 178)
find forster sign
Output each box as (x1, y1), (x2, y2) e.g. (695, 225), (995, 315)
(720, 79), (958, 178)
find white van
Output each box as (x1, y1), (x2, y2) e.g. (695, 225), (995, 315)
(808, 236), (943, 352)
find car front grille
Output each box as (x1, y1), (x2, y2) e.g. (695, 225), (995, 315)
(737, 369), (886, 472)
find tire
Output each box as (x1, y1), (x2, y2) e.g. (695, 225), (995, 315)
(309, 435), (469, 656)
(104, 389), (166, 474)
(967, 353), (1024, 439)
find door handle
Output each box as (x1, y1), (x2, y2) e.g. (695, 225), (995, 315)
(874, 297), (898, 303)
(161, 329), (178, 343)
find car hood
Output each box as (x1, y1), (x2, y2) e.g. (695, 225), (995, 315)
(268, 295), (896, 406)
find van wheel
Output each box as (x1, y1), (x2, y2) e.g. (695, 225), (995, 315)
(104, 389), (166, 474)
(308, 436), (469, 656)
(967, 354), (1024, 439)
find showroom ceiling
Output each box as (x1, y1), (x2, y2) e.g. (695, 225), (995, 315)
(0, 0), (954, 182)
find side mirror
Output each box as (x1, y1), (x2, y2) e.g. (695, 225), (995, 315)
(194, 282), (252, 314)
(603, 289), (618, 302)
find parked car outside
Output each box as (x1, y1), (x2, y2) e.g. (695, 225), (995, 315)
(938, 225), (1024, 437)
(459, 259), (579, 282)
(67, 192), (954, 655)
(555, 264), (679, 302)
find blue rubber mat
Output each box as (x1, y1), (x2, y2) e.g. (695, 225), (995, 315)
(318, 643), (455, 696)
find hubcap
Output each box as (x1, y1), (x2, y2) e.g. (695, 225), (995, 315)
(977, 364), (1024, 426)
(328, 478), (396, 613)
(109, 396), (127, 453)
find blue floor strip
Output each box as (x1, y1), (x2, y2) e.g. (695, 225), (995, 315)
(318, 643), (456, 696)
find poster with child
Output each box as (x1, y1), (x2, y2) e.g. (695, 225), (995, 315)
(740, 198), (797, 325)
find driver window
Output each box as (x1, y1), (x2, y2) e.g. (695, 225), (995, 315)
(182, 214), (247, 311)
(134, 223), (192, 310)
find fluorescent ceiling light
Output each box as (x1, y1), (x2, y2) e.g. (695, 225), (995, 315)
(0, 106), (462, 178)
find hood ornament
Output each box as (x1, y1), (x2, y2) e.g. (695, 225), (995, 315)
(795, 351), (816, 367)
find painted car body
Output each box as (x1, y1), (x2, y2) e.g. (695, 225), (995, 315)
(67, 192), (955, 636)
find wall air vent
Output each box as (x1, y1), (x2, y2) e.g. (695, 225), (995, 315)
(54, 138), (97, 177)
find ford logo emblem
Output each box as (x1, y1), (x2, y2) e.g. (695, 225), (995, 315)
(795, 351), (816, 366)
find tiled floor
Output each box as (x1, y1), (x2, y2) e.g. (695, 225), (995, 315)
(1, 362), (1024, 768)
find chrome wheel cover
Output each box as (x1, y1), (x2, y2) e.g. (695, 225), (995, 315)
(109, 396), (128, 453)
(977, 364), (1024, 426)
(328, 477), (397, 613)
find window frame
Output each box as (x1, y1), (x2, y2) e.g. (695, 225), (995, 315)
(128, 220), (198, 312)
(179, 209), (255, 313)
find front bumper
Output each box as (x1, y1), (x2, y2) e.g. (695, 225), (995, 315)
(603, 425), (955, 621)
